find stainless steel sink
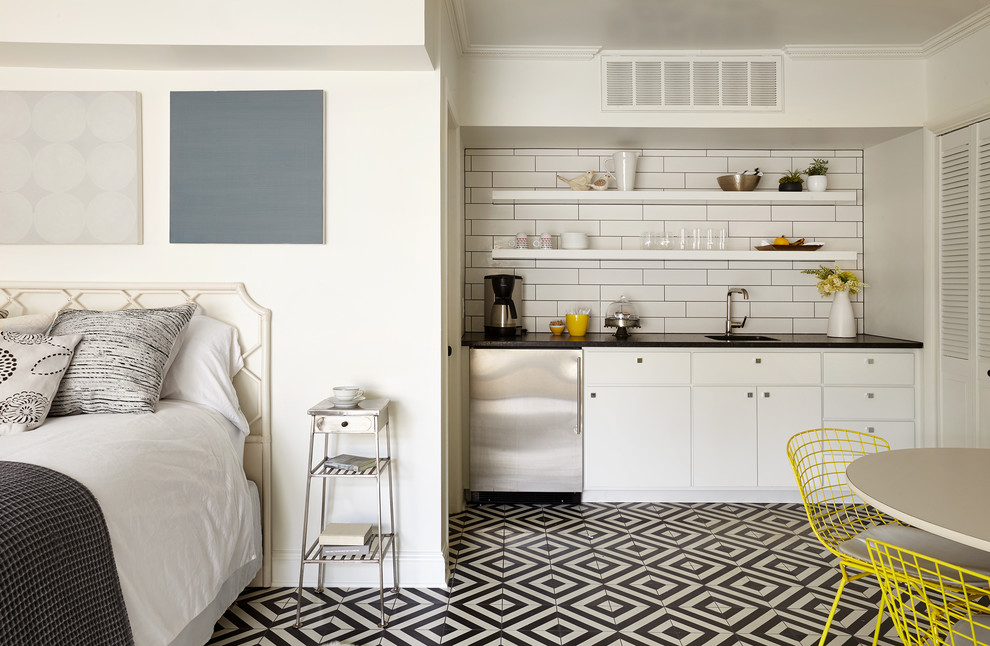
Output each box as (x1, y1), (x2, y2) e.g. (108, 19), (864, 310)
(705, 334), (779, 342)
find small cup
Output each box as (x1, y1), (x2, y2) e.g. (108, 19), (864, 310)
(515, 232), (529, 249)
(332, 386), (363, 402)
(540, 233), (553, 249)
(549, 322), (565, 335)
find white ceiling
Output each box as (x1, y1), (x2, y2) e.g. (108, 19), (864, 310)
(458, 0), (990, 52)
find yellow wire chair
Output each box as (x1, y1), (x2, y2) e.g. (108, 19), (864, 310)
(786, 429), (990, 646)
(866, 538), (990, 646)
(786, 428), (897, 646)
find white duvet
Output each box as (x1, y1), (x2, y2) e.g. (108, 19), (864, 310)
(0, 400), (260, 646)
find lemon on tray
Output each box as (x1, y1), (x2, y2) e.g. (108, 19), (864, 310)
(774, 235), (790, 245)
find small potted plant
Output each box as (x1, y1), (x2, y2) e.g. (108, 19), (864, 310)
(806, 158), (829, 192)
(778, 169), (804, 192)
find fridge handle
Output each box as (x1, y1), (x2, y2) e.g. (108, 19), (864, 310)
(575, 355), (582, 435)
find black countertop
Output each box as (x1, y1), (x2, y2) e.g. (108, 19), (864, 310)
(461, 331), (922, 349)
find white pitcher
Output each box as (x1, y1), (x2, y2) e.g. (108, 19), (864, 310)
(605, 151), (639, 191)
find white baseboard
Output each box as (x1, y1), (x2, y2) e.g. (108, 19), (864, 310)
(272, 549), (449, 589)
(581, 488), (803, 503)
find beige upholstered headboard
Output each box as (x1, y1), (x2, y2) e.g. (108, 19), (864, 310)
(0, 282), (272, 587)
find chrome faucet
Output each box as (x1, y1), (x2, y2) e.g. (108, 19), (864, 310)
(726, 287), (749, 335)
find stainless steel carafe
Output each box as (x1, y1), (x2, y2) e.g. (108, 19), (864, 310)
(484, 274), (522, 336)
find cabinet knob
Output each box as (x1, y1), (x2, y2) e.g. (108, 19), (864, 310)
(754, 358), (762, 364)
(866, 426), (876, 433)
(866, 358), (875, 365)
(866, 392), (875, 399)
(763, 391), (770, 398)
(341, 420), (349, 428)
(590, 392), (597, 398)
(747, 392), (754, 398)
(637, 357), (643, 363)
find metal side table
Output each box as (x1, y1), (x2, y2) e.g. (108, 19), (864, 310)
(293, 397), (397, 628)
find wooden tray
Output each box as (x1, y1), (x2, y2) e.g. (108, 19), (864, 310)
(755, 243), (824, 251)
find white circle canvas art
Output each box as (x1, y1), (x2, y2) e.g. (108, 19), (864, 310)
(0, 91), (141, 244)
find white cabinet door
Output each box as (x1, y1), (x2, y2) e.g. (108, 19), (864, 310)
(757, 387), (822, 487)
(823, 420), (915, 451)
(692, 387), (757, 487)
(584, 350), (691, 385)
(693, 352), (821, 385)
(823, 353), (914, 386)
(583, 386), (692, 489)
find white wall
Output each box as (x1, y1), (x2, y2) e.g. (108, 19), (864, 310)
(863, 130), (925, 341)
(457, 55), (927, 128)
(0, 66), (447, 587)
(0, 0), (426, 47)
(926, 23), (990, 131)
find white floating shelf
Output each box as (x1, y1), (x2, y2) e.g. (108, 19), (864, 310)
(491, 249), (859, 262)
(491, 189), (858, 205)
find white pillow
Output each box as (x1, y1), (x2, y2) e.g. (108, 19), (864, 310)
(0, 312), (55, 334)
(160, 314), (249, 435)
(0, 331), (83, 434)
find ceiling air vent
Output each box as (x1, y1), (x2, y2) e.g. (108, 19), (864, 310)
(602, 54), (782, 111)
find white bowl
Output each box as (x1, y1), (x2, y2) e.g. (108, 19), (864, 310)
(560, 232), (589, 249)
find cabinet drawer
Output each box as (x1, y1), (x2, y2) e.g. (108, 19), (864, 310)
(314, 415), (374, 433)
(823, 419), (915, 451)
(693, 352), (821, 385)
(823, 387), (914, 420)
(824, 353), (914, 385)
(583, 350), (690, 385)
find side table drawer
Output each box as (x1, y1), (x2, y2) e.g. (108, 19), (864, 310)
(315, 415), (374, 433)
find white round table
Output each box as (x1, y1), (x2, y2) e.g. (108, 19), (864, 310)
(845, 448), (990, 553)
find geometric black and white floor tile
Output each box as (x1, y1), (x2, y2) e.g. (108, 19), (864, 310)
(209, 502), (901, 646)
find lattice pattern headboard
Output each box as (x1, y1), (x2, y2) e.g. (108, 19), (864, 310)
(0, 282), (272, 587)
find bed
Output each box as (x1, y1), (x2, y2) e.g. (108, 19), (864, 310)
(0, 282), (272, 646)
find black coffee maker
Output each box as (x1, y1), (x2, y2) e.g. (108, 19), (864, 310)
(484, 274), (523, 337)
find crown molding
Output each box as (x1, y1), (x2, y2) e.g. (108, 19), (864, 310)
(922, 5), (990, 55)
(783, 44), (925, 59)
(925, 95), (990, 136)
(462, 44), (601, 60)
(443, 0), (467, 56)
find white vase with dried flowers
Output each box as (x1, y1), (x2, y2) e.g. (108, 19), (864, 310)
(801, 264), (868, 337)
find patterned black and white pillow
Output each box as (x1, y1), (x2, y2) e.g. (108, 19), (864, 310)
(48, 303), (196, 416)
(0, 331), (83, 434)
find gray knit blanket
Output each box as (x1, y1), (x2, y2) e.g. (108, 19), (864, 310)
(0, 461), (134, 646)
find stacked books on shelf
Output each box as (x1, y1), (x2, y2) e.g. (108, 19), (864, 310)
(319, 522), (376, 558)
(324, 453), (377, 473)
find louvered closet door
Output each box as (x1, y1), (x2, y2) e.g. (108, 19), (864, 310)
(976, 121), (990, 447)
(939, 126), (975, 447)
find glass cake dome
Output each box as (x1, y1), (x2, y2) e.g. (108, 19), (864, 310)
(603, 295), (640, 339)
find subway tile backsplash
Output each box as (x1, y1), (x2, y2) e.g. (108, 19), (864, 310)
(464, 148), (865, 336)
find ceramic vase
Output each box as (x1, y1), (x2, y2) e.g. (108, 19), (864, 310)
(827, 290), (856, 337)
(807, 175), (828, 192)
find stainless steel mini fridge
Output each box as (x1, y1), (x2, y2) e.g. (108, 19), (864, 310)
(469, 348), (582, 503)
